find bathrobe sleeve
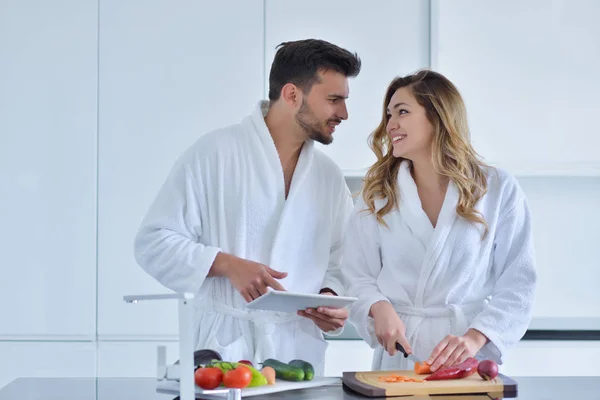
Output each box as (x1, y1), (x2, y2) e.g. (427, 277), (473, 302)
(318, 183), (354, 336)
(469, 187), (537, 364)
(320, 183), (354, 298)
(342, 198), (390, 348)
(133, 147), (222, 295)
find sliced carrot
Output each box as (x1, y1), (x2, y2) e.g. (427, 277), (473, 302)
(378, 374), (424, 383)
(414, 361), (432, 375)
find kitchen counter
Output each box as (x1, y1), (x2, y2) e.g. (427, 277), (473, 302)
(1, 376), (600, 399)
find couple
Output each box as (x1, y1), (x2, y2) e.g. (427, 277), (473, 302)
(133, 39), (536, 375)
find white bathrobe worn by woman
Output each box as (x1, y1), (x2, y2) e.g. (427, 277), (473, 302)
(343, 160), (536, 371)
(134, 101), (354, 374)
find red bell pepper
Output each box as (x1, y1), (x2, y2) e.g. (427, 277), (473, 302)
(424, 357), (479, 381)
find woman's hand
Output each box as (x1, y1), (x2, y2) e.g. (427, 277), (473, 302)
(427, 329), (489, 372)
(370, 301), (412, 356)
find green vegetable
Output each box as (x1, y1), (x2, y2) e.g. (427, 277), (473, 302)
(237, 363), (268, 387)
(207, 360), (236, 373)
(288, 359), (314, 381)
(262, 359), (305, 382)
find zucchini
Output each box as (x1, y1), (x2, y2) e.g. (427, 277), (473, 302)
(262, 359), (305, 382)
(289, 359), (314, 381)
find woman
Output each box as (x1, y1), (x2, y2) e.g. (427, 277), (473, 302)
(342, 70), (536, 372)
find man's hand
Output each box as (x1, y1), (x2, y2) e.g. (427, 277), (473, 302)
(297, 292), (348, 332)
(209, 252), (287, 302)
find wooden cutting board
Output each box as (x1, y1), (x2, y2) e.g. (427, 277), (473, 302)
(342, 370), (517, 398)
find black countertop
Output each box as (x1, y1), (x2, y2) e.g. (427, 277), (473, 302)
(1, 377), (600, 400)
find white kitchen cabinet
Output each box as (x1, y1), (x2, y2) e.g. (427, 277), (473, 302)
(503, 341), (600, 377)
(265, 0), (430, 175)
(432, 0), (600, 176)
(0, 0), (97, 339)
(97, 0), (265, 339)
(97, 340), (180, 378)
(324, 340), (374, 377)
(518, 177), (600, 320)
(0, 342), (96, 390)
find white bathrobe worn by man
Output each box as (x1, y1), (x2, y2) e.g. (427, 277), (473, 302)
(344, 160), (537, 370)
(134, 101), (354, 374)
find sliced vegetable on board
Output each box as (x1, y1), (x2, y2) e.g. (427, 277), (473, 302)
(378, 374), (424, 383)
(424, 357), (479, 381)
(414, 361), (432, 375)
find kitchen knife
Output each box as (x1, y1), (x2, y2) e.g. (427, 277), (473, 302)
(395, 342), (421, 364)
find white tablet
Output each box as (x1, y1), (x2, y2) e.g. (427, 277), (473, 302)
(245, 290), (357, 313)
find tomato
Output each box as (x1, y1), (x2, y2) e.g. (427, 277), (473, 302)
(223, 365), (252, 389)
(194, 367), (223, 390)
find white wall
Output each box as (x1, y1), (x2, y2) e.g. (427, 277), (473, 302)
(0, 0), (98, 341)
(431, 0), (600, 176)
(1, 0), (599, 389)
(97, 0), (265, 341)
(265, 0), (430, 174)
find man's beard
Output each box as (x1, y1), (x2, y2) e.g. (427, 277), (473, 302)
(295, 99), (337, 145)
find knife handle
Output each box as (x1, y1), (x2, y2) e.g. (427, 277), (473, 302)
(395, 342), (409, 358)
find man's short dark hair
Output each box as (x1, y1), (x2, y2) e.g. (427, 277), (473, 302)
(268, 39), (361, 102)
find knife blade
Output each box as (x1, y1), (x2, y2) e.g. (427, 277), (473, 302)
(395, 342), (421, 364)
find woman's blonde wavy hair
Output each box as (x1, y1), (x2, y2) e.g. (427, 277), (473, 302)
(362, 69), (489, 238)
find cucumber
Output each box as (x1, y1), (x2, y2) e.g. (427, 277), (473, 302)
(289, 359), (314, 381)
(262, 359), (305, 382)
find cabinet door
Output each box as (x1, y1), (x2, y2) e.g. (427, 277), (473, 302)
(324, 340), (374, 377)
(97, 0), (265, 339)
(432, 0), (600, 175)
(265, 0), (430, 175)
(97, 341), (180, 377)
(0, 342), (96, 389)
(0, 0), (97, 339)
(503, 341), (600, 376)
(518, 177), (600, 320)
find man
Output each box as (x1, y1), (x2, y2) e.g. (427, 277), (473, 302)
(134, 39), (361, 374)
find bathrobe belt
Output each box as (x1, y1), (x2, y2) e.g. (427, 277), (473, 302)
(393, 301), (485, 349)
